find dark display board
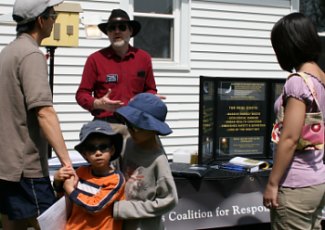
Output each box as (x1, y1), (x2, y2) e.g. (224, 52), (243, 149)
(199, 76), (285, 164)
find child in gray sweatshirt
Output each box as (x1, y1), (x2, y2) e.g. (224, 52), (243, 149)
(113, 93), (178, 230)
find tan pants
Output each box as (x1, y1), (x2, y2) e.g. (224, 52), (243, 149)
(271, 183), (325, 230)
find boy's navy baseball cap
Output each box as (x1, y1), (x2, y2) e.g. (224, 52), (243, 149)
(13, 0), (63, 25)
(115, 93), (172, 136)
(75, 120), (123, 161)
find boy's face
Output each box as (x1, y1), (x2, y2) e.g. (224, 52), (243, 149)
(125, 121), (157, 145)
(82, 135), (115, 170)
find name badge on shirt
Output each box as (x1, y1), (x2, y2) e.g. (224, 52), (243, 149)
(106, 74), (118, 83)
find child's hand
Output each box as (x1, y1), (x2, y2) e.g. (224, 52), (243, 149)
(54, 165), (75, 181)
(63, 176), (76, 194)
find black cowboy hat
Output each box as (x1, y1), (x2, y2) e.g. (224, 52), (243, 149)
(98, 9), (141, 37)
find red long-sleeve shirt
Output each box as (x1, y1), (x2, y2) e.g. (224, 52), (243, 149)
(76, 46), (157, 118)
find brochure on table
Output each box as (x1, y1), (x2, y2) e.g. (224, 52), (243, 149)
(217, 156), (271, 173)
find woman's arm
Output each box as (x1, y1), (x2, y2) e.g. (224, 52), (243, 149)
(263, 97), (306, 207)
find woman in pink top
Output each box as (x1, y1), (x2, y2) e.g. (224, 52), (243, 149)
(263, 13), (325, 229)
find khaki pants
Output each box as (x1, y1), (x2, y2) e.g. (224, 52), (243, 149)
(271, 183), (325, 230)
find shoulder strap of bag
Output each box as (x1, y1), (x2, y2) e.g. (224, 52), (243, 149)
(287, 72), (321, 111)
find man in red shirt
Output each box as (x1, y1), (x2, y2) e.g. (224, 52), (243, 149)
(76, 9), (157, 124)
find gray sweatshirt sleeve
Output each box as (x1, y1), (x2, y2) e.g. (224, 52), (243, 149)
(113, 160), (178, 219)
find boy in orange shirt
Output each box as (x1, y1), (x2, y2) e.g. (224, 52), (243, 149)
(54, 120), (125, 230)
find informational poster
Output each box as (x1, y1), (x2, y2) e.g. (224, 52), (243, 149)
(199, 79), (215, 164)
(216, 81), (267, 156)
(198, 76), (286, 161)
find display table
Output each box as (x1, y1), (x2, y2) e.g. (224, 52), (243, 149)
(163, 170), (271, 229)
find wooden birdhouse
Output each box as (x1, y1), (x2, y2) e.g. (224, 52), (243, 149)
(41, 2), (82, 47)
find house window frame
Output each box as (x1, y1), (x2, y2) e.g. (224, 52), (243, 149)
(120, 0), (190, 71)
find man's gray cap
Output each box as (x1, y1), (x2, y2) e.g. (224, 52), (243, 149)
(13, 0), (63, 25)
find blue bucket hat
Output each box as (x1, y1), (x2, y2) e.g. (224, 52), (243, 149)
(115, 93), (172, 136)
(75, 120), (123, 161)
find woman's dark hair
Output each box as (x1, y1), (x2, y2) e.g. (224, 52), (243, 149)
(271, 12), (321, 72)
(15, 7), (52, 35)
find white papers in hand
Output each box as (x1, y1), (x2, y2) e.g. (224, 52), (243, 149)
(37, 197), (67, 230)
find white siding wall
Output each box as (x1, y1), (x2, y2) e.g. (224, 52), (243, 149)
(0, 0), (292, 160)
(191, 0), (291, 79)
